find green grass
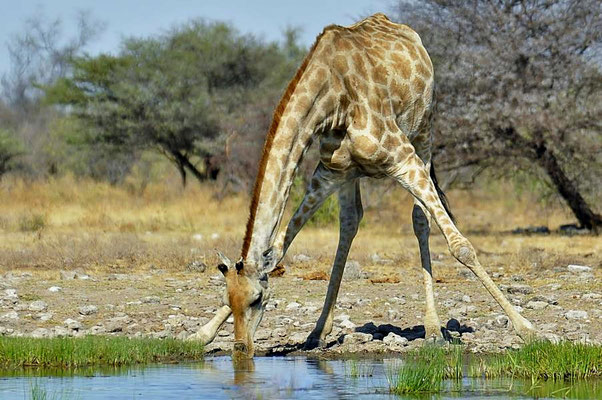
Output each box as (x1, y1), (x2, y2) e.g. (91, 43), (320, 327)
(475, 340), (602, 381)
(0, 336), (204, 368)
(390, 341), (602, 395)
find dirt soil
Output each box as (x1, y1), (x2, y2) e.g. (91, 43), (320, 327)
(1, 231), (600, 356)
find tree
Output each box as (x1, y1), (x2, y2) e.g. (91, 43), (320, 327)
(45, 20), (299, 186)
(393, 0), (602, 231)
(0, 128), (24, 177)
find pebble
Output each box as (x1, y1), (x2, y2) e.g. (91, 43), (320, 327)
(64, 318), (82, 330)
(565, 310), (588, 320)
(1, 311), (19, 320)
(343, 332), (372, 345)
(36, 312), (53, 322)
(285, 302), (301, 311)
(507, 285), (533, 295)
(48, 286), (62, 292)
(526, 301), (548, 310)
(31, 328), (51, 338)
(28, 301), (48, 312)
(339, 319), (357, 330)
(567, 265), (592, 273)
(79, 305), (98, 315)
(142, 296), (161, 304)
(343, 261), (364, 280)
(292, 254), (312, 263)
(383, 332), (408, 346)
(462, 295), (471, 303)
(582, 293), (601, 300)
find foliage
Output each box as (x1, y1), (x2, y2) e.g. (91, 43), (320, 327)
(0, 336), (204, 368)
(44, 21), (306, 187)
(394, 0), (602, 230)
(289, 176), (339, 227)
(0, 128), (24, 176)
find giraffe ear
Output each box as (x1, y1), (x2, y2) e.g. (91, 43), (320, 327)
(216, 250), (232, 267)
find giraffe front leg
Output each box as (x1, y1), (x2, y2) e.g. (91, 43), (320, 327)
(305, 179), (363, 349)
(388, 146), (535, 341)
(412, 203), (444, 343)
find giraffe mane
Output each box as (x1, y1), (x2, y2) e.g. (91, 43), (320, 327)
(241, 27), (336, 259)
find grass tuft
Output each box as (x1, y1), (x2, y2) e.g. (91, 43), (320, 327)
(475, 340), (602, 381)
(0, 336), (204, 368)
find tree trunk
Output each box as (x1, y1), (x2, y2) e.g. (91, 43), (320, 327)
(538, 146), (602, 232)
(172, 151), (207, 185)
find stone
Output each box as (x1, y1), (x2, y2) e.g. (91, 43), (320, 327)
(89, 325), (106, 335)
(343, 332), (372, 345)
(526, 301), (548, 310)
(285, 301), (301, 311)
(255, 329), (271, 341)
(339, 319), (357, 330)
(192, 233), (203, 241)
(48, 286), (62, 292)
(1, 311), (18, 320)
(60, 270), (77, 280)
(462, 295), (471, 303)
(507, 285), (533, 295)
(28, 301), (48, 312)
(106, 316), (130, 332)
(187, 261), (206, 272)
(288, 332), (307, 344)
(64, 318), (82, 330)
(3, 289), (18, 302)
(494, 315), (509, 328)
(370, 253), (393, 265)
(79, 305), (98, 315)
(567, 265), (592, 273)
(383, 332), (408, 346)
(565, 310), (588, 320)
(343, 261), (363, 280)
(52, 326), (71, 337)
(292, 254), (311, 263)
(36, 312), (53, 322)
(31, 328), (51, 338)
(142, 296), (160, 304)
(582, 293), (602, 300)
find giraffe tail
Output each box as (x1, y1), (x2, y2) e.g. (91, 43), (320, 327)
(430, 162), (455, 224)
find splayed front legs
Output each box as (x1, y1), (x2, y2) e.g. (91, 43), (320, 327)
(305, 179), (363, 349)
(187, 305), (232, 344)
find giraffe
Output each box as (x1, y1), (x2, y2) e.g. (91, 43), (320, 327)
(189, 13), (536, 358)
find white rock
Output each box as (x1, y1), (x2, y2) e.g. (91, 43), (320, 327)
(582, 293), (602, 300)
(1, 311), (18, 320)
(31, 328), (51, 338)
(565, 310), (588, 320)
(28, 301), (48, 312)
(211, 233), (220, 240)
(526, 301), (548, 310)
(192, 233), (203, 241)
(334, 314), (350, 322)
(383, 332), (408, 346)
(64, 318), (82, 330)
(36, 312), (53, 322)
(567, 264), (592, 273)
(462, 295), (472, 303)
(285, 302), (301, 311)
(292, 254), (311, 263)
(79, 305), (98, 315)
(48, 286), (62, 292)
(339, 319), (357, 330)
(343, 332), (372, 345)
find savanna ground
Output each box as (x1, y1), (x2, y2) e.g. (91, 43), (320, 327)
(0, 174), (600, 356)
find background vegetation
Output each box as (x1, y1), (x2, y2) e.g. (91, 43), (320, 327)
(0, 1), (600, 231)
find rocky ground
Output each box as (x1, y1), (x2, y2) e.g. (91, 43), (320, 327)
(1, 249), (600, 356)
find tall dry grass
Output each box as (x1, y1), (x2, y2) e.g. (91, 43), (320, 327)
(0, 174), (598, 274)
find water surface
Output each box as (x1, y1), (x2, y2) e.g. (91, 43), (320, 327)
(0, 356), (599, 399)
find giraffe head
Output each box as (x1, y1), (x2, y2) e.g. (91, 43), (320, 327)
(216, 251), (272, 359)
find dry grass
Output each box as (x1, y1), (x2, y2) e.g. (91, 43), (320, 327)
(0, 175), (599, 275)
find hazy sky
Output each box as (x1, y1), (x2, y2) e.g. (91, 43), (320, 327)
(0, 0), (391, 76)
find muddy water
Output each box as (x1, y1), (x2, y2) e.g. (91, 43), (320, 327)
(0, 357), (600, 399)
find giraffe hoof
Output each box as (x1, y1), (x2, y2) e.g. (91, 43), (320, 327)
(303, 335), (326, 350)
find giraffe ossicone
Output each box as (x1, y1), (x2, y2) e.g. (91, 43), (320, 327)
(191, 13), (536, 358)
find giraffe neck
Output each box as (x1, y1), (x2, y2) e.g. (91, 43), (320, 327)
(241, 63), (334, 265)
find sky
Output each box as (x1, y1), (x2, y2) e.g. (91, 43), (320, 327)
(0, 0), (391, 77)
